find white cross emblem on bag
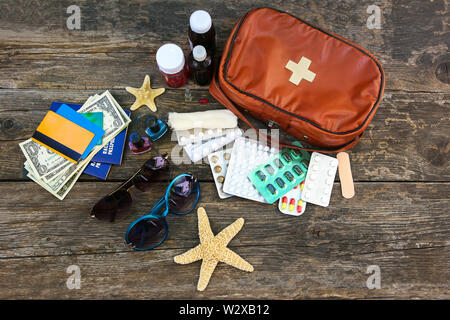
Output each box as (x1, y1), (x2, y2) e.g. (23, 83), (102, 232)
(285, 57), (316, 86)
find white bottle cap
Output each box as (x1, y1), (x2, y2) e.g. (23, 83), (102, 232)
(156, 43), (185, 75)
(193, 45), (207, 62)
(190, 10), (212, 34)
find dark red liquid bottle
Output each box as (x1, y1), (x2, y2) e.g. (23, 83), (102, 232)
(188, 10), (216, 54)
(189, 45), (213, 86)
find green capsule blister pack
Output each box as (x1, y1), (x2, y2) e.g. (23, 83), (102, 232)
(248, 145), (310, 204)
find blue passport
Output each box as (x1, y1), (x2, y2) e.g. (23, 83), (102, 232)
(91, 110), (130, 165)
(83, 161), (112, 180)
(50, 102), (82, 112)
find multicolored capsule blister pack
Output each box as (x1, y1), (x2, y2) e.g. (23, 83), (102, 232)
(278, 181), (307, 216)
(208, 148), (233, 199)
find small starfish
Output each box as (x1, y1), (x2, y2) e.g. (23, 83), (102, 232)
(174, 207), (254, 291)
(125, 75), (165, 112)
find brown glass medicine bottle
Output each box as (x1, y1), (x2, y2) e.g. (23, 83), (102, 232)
(188, 10), (216, 54)
(189, 45), (213, 86)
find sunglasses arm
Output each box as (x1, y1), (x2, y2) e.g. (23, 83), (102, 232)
(108, 169), (142, 196)
(109, 154), (170, 196)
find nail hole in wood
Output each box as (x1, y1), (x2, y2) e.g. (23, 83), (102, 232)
(435, 61), (449, 84)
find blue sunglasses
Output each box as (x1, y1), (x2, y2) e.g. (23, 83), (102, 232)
(125, 173), (200, 251)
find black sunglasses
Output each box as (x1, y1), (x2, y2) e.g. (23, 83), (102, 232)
(90, 154), (170, 222)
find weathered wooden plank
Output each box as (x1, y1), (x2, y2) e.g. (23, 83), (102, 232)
(0, 181), (448, 258)
(0, 245), (448, 299)
(0, 0), (448, 92)
(0, 181), (448, 299)
(0, 89), (448, 182)
(0, 0), (448, 301)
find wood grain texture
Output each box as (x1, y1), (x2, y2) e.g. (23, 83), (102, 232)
(0, 89), (448, 182)
(0, 0), (448, 300)
(0, 181), (448, 299)
(0, 0), (448, 92)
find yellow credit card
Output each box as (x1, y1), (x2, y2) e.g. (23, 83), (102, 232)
(32, 111), (95, 162)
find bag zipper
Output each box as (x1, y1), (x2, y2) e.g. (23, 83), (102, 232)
(221, 7), (385, 136)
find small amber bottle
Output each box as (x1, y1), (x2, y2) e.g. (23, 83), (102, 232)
(189, 45), (213, 86)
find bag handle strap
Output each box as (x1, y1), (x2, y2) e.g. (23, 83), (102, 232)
(210, 75), (362, 153)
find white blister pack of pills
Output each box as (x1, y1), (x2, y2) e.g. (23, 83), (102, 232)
(223, 137), (278, 203)
(301, 152), (338, 207)
(208, 148), (233, 199)
(183, 128), (242, 163)
(176, 128), (236, 146)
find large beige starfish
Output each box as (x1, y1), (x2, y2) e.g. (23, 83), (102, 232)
(125, 75), (165, 112)
(174, 207), (254, 291)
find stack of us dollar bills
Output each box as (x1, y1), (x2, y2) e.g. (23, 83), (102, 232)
(19, 91), (131, 200)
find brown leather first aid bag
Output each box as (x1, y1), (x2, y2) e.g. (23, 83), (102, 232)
(210, 7), (385, 152)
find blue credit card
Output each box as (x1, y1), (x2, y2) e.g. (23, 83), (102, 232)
(55, 104), (105, 159)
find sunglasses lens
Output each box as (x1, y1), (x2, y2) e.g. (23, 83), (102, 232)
(127, 218), (167, 250)
(144, 155), (169, 171)
(132, 174), (152, 192)
(133, 155), (170, 192)
(168, 175), (199, 214)
(91, 189), (132, 221)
